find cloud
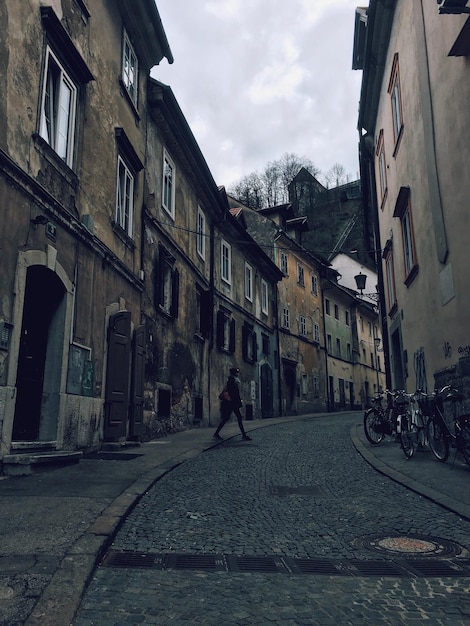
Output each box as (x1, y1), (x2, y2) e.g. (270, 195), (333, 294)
(153, 0), (362, 187)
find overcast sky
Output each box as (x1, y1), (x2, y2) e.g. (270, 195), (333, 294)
(152, 0), (363, 190)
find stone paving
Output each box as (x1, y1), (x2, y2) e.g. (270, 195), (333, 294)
(73, 414), (470, 625)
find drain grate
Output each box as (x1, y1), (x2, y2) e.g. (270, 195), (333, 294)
(404, 559), (469, 577)
(226, 555), (284, 573)
(102, 550), (156, 568)
(86, 452), (143, 461)
(100, 550), (470, 578)
(268, 485), (324, 497)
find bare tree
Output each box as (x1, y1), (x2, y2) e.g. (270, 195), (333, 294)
(324, 163), (349, 188)
(229, 152), (320, 209)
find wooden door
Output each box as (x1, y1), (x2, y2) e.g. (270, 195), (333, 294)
(129, 325), (145, 439)
(104, 311), (131, 440)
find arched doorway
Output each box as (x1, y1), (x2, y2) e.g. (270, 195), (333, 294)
(12, 266), (66, 441)
(283, 362), (297, 415)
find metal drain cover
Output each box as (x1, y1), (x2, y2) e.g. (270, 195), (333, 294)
(357, 534), (463, 558)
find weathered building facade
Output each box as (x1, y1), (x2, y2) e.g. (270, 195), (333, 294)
(354, 0), (470, 394)
(0, 0), (172, 471)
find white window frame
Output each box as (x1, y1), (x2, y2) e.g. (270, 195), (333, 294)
(197, 206), (206, 260)
(261, 279), (268, 315)
(116, 155), (134, 237)
(280, 252), (288, 275)
(311, 274), (318, 295)
(299, 315), (307, 336)
(385, 250), (397, 312)
(122, 30), (138, 106)
(297, 263), (305, 286)
(40, 47), (77, 167)
(313, 322), (320, 343)
(245, 262), (253, 301)
(162, 151), (175, 219)
(221, 240), (232, 285)
(282, 306), (290, 329)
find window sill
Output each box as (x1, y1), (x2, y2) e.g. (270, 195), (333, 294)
(119, 78), (141, 123)
(404, 264), (419, 287)
(111, 221), (136, 250)
(392, 125), (404, 158)
(33, 133), (79, 189)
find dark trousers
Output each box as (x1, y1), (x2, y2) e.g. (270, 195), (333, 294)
(215, 402), (247, 436)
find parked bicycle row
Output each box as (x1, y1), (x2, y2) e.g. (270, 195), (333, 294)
(363, 385), (470, 467)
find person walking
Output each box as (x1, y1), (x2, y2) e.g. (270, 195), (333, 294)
(213, 367), (251, 441)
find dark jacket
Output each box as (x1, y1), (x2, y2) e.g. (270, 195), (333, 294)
(226, 375), (242, 408)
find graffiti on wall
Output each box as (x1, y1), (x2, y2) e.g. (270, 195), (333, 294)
(414, 347), (427, 392)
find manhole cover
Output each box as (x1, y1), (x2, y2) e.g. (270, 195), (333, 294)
(357, 534), (463, 558)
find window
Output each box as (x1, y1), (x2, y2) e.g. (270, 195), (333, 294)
(313, 376), (319, 398)
(282, 307), (290, 329)
(301, 374), (308, 396)
(299, 315), (307, 336)
(327, 334), (332, 353)
(313, 322), (320, 343)
(297, 263), (305, 286)
(368, 321), (372, 336)
(216, 309), (235, 353)
(197, 207), (206, 260)
(336, 338), (341, 358)
(384, 244), (397, 313)
(280, 252), (288, 274)
(376, 130), (388, 209)
(162, 151), (175, 218)
(325, 299), (331, 315)
(221, 240), (232, 284)
(261, 279), (268, 315)
(242, 323), (257, 364)
(262, 333), (270, 355)
(195, 287), (211, 339)
(245, 263), (253, 301)
(347, 343), (352, 361)
(122, 30), (138, 107)
(394, 187), (418, 284)
(116, 156), (134, 236)
(155, 245), (179, 318)
(345, 310), (350, 326)
(311, 274), (318, 296)
(388, 53), (403, 152)
(40, 47), (77, 166)
(334, 304), (339, 320)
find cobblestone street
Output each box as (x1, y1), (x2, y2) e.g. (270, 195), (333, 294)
(73, 414), (470, 625)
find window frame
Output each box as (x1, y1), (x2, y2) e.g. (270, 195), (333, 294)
(115, 155), (135, 237)
(297, 263), (305, 287)
(299, 315), (307, 336)
(155, 245), (179, 319)
(311, 274), (318, 296)
(162, 150), (176, 219)
(388, 53), (404, 155)
(196, 206), (206, 260)
(261, 279), (269, 315)
(39, 46), (77, 167)
(313, 322), (320, 343)
(282, 306), (290, 329)
(221, 240), (232, 285)
(376, 129), (388, 208)
(393, 187), (418, 286)
(122, 29), (139, 108)
(245, 262), (253, 302)
(280, 252), (288, 275)
(384, 247), (397, 315)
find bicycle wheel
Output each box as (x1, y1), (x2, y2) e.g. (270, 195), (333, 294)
(427, 415), (449, 462)
(364, 408), (385, 444)
(400, 412), (417, 458)
(458, 419), (470, 467)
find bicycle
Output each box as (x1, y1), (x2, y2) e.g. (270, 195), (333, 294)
(426, 385), (470, 467)
(363, 389), (401, 445)
(398, 390), (429, 459)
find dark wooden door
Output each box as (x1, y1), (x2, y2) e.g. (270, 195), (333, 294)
(129, 324), (145, 439)
(260, 363), (273, 418)
(104, 311), (131, 440)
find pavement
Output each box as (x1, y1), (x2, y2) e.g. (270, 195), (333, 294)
(0, 411), (469, 626)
